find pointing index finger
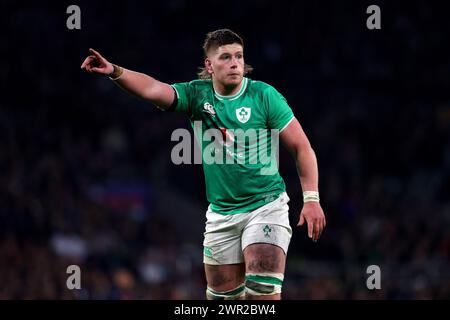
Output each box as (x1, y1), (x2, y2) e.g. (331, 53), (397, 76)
(89, 48), (102, 59)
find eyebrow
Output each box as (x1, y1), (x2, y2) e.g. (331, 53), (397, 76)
(219, 51), (243, 56)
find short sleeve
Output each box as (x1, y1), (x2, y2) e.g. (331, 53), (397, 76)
(171, 82), (192, 114)
(265, 86), (295, 132)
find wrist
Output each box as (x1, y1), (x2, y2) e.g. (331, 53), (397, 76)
(108, 64), (124, 80)
(303, 191), (320, 203)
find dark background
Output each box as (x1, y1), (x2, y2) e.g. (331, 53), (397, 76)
(1, 0), (449, 299)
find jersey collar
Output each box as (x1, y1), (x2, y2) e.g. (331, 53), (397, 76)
(214, 77), (248, 101)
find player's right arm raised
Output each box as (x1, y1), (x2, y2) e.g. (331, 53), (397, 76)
(80, 48), (175, 110)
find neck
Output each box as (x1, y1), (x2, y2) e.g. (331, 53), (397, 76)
(213, 78), (243, 96)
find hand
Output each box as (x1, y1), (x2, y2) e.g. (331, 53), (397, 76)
(297, 202), (326, 242)
(80, 48), (114, 75)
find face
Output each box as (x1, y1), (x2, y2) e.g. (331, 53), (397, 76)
(205, 43), (244, 88)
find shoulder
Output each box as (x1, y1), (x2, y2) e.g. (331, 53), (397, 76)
(247, 79), (285, 103)
(247, 78), (282, 97)
(172, 80), (212, 106)
(247, 78), (274, 92)
(187, 79), (213, 90)
(172, 79), (212, 92)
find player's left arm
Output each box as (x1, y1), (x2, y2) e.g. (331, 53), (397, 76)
(280, 117), (326, 242)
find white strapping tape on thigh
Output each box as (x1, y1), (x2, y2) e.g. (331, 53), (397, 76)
(245, 273), (284, 296)
(206, 284), (246, 300)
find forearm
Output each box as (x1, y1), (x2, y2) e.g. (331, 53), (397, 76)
(81, 49), (174, 109)
(110, 67), (174, 109)
(295, 146), (319, 192)
(113, 69), (161, 100)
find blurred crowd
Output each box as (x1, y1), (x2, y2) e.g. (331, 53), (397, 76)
(1, 1), (449, 299)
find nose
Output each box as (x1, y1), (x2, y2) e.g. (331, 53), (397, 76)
(230, 57), (238, 68)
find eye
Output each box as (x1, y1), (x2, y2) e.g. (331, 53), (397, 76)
(236, 54), (243, 59)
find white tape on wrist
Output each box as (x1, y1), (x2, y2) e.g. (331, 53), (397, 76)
(303, 191), (320, 203)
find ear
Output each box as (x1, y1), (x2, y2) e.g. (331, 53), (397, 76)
(205, 58), (213, 75)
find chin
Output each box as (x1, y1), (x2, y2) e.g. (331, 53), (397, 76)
(227, 76), (243, 85)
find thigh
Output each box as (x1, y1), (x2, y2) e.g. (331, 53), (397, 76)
(243, 243), (286, 274)
(243, 243), (286, 300)
(204, 263), (246, 291)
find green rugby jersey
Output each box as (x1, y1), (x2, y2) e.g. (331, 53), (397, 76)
(171, 77), (294, 214)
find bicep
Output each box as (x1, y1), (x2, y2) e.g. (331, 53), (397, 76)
(280, 117), (312, 156)
(145, 81), (176, 111)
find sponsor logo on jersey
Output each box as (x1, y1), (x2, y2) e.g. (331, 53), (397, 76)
(236, 107), (251, 123)
(219, 127), (235, 146)
(203, 102), (216, 117)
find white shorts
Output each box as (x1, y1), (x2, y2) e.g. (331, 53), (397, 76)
(203, 192), (292, 265)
